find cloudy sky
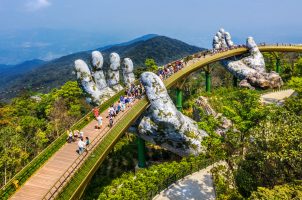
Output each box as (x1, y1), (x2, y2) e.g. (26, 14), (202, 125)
(0, 0), (302, 63)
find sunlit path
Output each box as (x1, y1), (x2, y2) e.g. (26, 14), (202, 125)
(10, 100), (138, 200)
(153, 163), (225, 200)
(261, 89), (295, 104)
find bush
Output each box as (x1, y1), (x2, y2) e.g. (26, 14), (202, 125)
(250, 183), (302, 200)
(97, 155), (213, 199)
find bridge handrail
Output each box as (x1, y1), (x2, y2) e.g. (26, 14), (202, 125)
(55, 98), (149, 199)
(147, 158), (216, 199)
(0, 89), (124, 199)
(42, 98), (135, 199)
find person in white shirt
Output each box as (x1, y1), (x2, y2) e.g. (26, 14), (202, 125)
(78, 138), (85, 154)
(96, 115), (103, 129)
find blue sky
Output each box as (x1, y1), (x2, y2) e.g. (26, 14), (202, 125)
(0, 0), (302, 63)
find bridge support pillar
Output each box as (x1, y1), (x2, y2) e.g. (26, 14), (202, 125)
(176, 88), (183, 111)
(205, 72), (211, 93)
(233, 76), (238, 87)
(276, 57), (281, 74)
(137, 137), (146, 168)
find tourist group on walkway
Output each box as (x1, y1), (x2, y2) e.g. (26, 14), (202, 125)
(67, 85), (144, 155)
(157, 60), (184, 80)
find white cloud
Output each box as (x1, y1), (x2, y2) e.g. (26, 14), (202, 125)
(26, 0), (51, 11)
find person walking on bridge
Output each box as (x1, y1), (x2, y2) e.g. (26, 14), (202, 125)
(96, 115), (103, 129)
(85, 137), (90, 152)
(77, 138), (85, 154)
(93, 107), (99, 119)
(109, 116), (114, 128)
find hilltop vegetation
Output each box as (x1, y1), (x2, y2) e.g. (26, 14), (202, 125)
(0, 36), (203, 101)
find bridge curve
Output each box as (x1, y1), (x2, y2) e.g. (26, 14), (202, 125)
(7, 45), (302, 200)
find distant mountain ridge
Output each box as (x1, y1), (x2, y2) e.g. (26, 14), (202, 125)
(0, 59), (46, 90)
(0, 35), (204, 101)
(98, 34), (158, 51)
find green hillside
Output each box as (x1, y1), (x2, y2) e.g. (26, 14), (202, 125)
(0, 36), (203, 101)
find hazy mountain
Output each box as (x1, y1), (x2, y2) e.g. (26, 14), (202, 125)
(0, 35), (204, 101)
(0, 59), (46, 90)
(0, 29), (156, 64)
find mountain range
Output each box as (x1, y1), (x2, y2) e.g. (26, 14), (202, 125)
(0, 35), (204, 101)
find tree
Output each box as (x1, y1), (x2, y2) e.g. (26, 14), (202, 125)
(48, 98), (75, 139)
(145, 58), (158, 72)
(288, 77), (302, 94)
(0, 127), (29, 186)
(235, 107), (302, 197)
(250, 183), (302, 200)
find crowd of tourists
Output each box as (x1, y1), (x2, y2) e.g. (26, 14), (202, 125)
(157, 60), (184, 80)
(155, 44), (253, 80)
(67, 85), (144, 155)
(66, 129), (90, 155)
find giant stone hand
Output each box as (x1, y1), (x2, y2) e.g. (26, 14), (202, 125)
(74, 59), (106, 105)
(123, 58), (136, 88)
(74, 51), (118, 105)
(91, 51), (116, 97)
(138, 72), (208, 156)
(213, 28), (283, 89)
(108, 53), (124, 92)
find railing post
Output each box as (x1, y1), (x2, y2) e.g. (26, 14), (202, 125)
(137, 137), (146, 168)
(175, 88), (183, 111)
(205, 72), (211, 93)
(233, 76), (238, 87)
(276, 57), (281, 74)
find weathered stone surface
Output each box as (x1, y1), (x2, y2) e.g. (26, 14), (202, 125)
(195, 96), (233, 135)
(91, 51), (116, 97)
(138, 72), (208, 156)
(108, 53), (123, 92)
(74, 59), (104, 104)
(74, 51), (122, 105)
(213, 29), (283, 89)
(123, 58), (136, 88)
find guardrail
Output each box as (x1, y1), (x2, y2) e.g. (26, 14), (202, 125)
(148, 159), (215, 199)
(42, 98), (139, 199)
(54, 98), (149, 199)
(0, 90), (125, 199)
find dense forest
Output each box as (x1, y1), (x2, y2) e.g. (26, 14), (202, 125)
(0, 81), (91, 186)
(0, 52), (302, 199)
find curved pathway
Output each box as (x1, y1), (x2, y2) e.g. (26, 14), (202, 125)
(153, 164), (217, 200)
(10, 100), (137, 200)
(260, 89), (295, 104)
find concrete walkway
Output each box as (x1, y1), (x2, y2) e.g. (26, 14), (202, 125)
(153, 164), (216, 200)
(260, 89), (295, 105)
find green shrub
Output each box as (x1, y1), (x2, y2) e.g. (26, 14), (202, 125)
(97, 155), (213, 199)
(250, 183), (302, 200)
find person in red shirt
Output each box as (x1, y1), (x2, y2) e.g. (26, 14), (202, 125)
(93, 107), (99, 119)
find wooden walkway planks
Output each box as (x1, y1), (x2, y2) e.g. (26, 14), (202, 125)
(10, 100), (135, 200)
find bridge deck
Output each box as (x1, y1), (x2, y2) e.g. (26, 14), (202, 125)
(10, 100), (136, 200)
